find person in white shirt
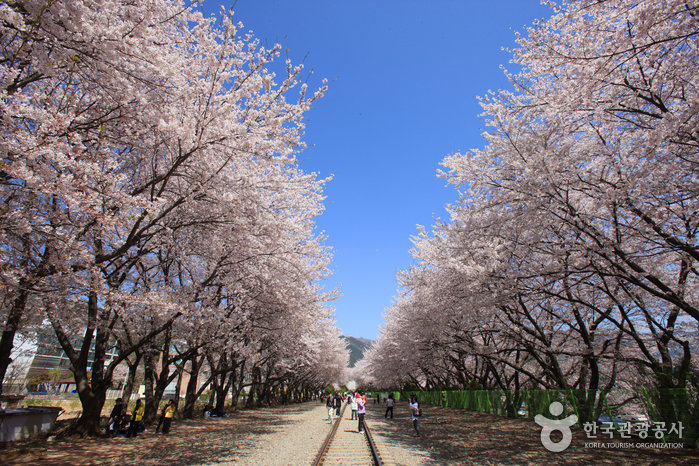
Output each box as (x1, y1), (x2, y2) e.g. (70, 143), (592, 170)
(384, 393), (395, 419)
(409, 394), (420, 437)
(351, 394), (359, 420)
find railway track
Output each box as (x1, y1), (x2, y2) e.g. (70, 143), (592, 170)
(312, 401), (383, 466)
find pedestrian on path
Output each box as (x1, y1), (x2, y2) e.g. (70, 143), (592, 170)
(357, 391), (366, 433)
(441, 391), (447, 408)
(410, 394), (421, 437)
(334, 392), (342, 418)
(126, 399), (145, 438)
(385, 394), (394, 419)
(351, 393), (358, 420)
(326, 393), (335, 422)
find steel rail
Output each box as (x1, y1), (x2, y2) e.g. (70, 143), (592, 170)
(312, 401), (347, 466)
(363, 420), (383, 466)
(312, 400), (383, 466)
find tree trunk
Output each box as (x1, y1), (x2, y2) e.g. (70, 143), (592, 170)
(0, 284), (30, 394)
(142, 347), (157, 424)
(182, 355), (201, 418)
(230, 359), (246, 411)
(147, 360), (179, 423)
(214, 372), (230, 410)
(145, 333), (195, 422)
(224, 370), (236, 410)
(181, 354), (215, 419)
(73, 383), (108, 437)
(50, 292), (117, 436)
(174, 364), (184, 409)
(246, 366), (260, 408)
(121, 351), (142, 407)
(47, 288), (179, 436)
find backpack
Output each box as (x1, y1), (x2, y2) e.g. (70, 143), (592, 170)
(412, 406), (421, 417)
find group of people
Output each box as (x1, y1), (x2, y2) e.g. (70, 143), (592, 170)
(325, 392), (343, 421)
(107, 398), (177, 438)
(320, 391), (421, 437)
(204, 405), (226, 418)
(322, 391), (368, 432)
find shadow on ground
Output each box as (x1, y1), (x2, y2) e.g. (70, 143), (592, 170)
(1, 403), (317, 466)
(367, 402), (699, 466)
(4, 402), (699, 466)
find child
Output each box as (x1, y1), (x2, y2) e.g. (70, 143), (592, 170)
(161, 400), (176, 434)
(351, 394), (358, 420)
(126, 399), (145, 438)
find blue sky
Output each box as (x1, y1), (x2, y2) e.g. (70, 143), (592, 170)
(202, 1), (553, 340)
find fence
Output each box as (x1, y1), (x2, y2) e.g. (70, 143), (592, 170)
(392, 387), (698, 446)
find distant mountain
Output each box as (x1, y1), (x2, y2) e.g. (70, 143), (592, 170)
(355, 337), (374, 345)
(343, 335), (374, 368)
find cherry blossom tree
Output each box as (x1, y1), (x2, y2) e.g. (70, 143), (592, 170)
(366, 0), (699, 405)
(1, 0), (343, 436)
(440, 0), (698, 387)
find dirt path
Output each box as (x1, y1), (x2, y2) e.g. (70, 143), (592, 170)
(2, 403), (331, 466)
(369, 401), (699, 465)
(2, 401), (698, 465)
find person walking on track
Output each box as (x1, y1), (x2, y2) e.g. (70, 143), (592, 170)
(334, 392), (342, 418)
(326, 393), (335, 422)
(357, 391), (366, 433)
(351, 393), (358, 420)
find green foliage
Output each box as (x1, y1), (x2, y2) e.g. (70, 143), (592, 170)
(324, 385), (335, 394)
(25, 371), (51, 391)
(48, 366), (65, 382)
(26, 399), (50, 407)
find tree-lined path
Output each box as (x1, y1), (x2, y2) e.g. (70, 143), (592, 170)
(2, 0), (699, 461)
(3, 402), (699, 465)
(0, 0), (346, 437)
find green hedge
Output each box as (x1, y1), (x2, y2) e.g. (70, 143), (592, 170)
(392, 387), (698, 445)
